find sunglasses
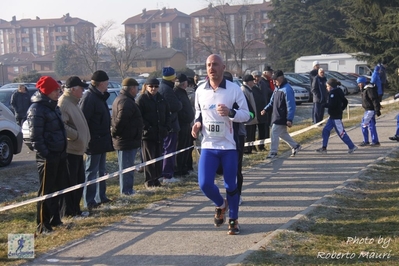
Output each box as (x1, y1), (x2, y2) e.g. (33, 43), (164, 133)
(148, 85), (159, 88)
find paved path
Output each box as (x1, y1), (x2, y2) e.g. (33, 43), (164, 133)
(29, 110), (399, 266)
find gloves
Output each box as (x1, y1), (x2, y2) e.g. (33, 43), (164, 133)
(376, 110), (381, 117)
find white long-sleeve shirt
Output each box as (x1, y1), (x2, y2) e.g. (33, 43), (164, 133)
(194, 79), (250, 150)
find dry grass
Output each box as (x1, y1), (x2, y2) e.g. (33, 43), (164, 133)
(242, 151), (399, 265)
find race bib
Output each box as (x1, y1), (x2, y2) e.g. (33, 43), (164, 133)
(204, 121), (225, 137)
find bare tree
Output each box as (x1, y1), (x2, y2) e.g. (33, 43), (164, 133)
(104, 32), (144, 79)
(72, 21), (115, 74)
(192, 0), (266, 75)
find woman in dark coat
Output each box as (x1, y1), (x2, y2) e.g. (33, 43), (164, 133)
(136, 78), (171, 188)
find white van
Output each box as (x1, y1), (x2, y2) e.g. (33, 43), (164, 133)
(0, 102), (23, 166)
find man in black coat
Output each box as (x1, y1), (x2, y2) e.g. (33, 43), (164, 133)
(27, 76), (67, 234)
(174, 73), (195, 176)
(111, 78), (143, 195)
(158, 67), (182, 183)
(79, 70), (114, 210)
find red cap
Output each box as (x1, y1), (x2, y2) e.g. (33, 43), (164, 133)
(36, 76), (60, 95)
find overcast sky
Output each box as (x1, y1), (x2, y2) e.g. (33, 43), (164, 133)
(0, 0), (213, 40)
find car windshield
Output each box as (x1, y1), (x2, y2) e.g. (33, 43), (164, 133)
(328, 71), (349, 80)
(285, 76), (303, 84)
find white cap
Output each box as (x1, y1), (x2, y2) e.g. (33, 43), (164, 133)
(313, 61), (320, 67)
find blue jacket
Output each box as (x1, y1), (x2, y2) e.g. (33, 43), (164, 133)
(264, 79), (296, 125)
(371, 66), (382, 96)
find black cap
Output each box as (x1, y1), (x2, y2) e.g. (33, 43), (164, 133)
(264, 66), (273, 72)
(243, 74), (255, 82)
(176, 73), (188, 82)
(91, 70), (109, 82)
(145, 78), (160, 85)
(271, 70), (284, 80)
(65, 76), (89, 88)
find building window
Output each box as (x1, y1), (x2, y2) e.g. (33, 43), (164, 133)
(152, 23), (156, 29)
(22, 37), (29, 43)
(13, 67), (19, 73)
(151, 32), (156, 38)
(22, 28), (29, 34)
(146, 61), (152, 67)
(132, 62), (138, 68)
(262, 12), (268, 19)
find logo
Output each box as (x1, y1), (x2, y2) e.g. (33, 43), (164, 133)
(8, 234), (35, 259)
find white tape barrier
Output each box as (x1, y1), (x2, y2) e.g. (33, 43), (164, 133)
(1, 98), (397, 212)
(0, 145), (194, 212)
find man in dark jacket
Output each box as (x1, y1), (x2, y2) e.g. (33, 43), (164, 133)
(357, 76), (381, 147)
(311, 68), (328, 124)
(158, 67), (182, 183)
(27, 76), (67, 234)
(111, 78), (143, 195)
(10, 84), (31, 125)
(174, 73), (195, 176)
(79, 70), (114, 210)
(255, 69), (273, 150)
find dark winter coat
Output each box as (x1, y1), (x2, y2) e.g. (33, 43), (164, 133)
(137, 91), (171, 142)
(79, 85), (114, 154)
(361, 83), (380, 112)
(174, 86), (194, 126)
(311, 75), (328, 104)
(27, 91), (67, 159)
(326, 87), (348, 120)
(254, 79), (273, 124)
(10, 90), (31, 119)
(111, 89), (143, 150)
(159, 79), (182, 132)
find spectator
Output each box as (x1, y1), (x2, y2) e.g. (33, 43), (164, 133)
(379, 60), (388, 102)
(111, 78), (143, 195)
(58, 76), (90, 217)
(356, 76), (381, 147)
(159, 67), (182, 183)
(309, 61), (320, 88)
(10, 84), (31, 126)
(311, 68), (328, 124)
(241, 74), (258, 154)
(371, 65), (383, 102)
(79, 70), (114, 211)
(389, 93), (399, 141)
(174, 73), (195, 176)
(27, 76), (66, 234)
(256, 68), (274, 149)
(261, 70), (301, 159)
(191, 54), (250, 235)
(137, 78), (171, 189)
(316, 78), (358, 154)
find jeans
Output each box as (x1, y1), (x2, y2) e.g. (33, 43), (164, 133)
(83, 153), (107, 206)
(117, 148), (139, 195)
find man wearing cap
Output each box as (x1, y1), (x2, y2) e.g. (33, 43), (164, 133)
(27, 76), (66, 233)
(191, 54), (250, 235)
(58, 76), (90, 217)
(158, 66), (182, 183)
(173, 73), (194, 176)
(261, 70), (301, 159)
(356, 76), (381, 147)
(309, 61), (320, 88)
(137, 78), (171, 189)
(111, 78), (143, 195)
(79, 70), (114, 210)
(241, 74), (258, 154)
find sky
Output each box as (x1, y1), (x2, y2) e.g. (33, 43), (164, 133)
(0, 0), (213, 40)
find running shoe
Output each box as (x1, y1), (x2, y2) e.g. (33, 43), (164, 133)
(214, 199), (228, 227)
(227, 219), (240, 235)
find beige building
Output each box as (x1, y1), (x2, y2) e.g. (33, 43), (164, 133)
(0, 14), (95, 56)
(123, 8), (191, 50)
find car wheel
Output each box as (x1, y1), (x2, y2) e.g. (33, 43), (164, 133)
(0, 135), (13, 167)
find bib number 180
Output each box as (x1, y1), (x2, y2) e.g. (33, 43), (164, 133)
(208, 124), (220, 132)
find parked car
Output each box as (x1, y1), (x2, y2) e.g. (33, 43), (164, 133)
(291, 85), (309, 105)
(284, 74), (312, 102)
(297, 72), (349, 95)
(0, 83), (37, 90)
(0, 102), (23, 166)
(324, 71), (359, 94)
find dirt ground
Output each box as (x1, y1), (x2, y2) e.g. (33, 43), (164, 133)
(0, 164), (38, 203)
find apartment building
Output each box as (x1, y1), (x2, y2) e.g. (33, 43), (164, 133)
(190, 0), (272, 73)
(123, 7), (191, 50)
(0, 14), (95, 56)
